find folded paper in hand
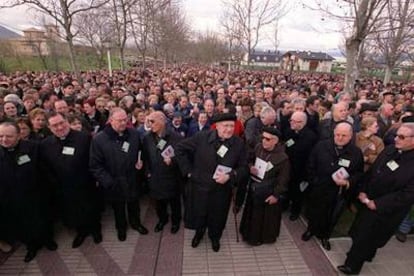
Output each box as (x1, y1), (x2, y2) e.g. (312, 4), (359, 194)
(161, 145), (175, 158)
(213, 164), (232, 179)
(332, 167), (349, 182)
(254, 157), (267, 180)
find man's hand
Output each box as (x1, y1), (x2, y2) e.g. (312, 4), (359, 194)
(358, 192), (368, 203)
(163, 157), (172, 166)
(265, 195), (278, 205)
(135, 160), (143, 170)
(250, 166), (258, 176)
(213, 171), (230, 184)
(367, 200), (377, 210)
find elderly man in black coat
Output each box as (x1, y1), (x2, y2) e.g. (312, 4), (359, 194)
(176, 113), (249, 252)
(143, 111), (183, 233)
(283, 111), (318, 221)
(338, 122), (414, 275)
(41, 112), (102, 248)
(0, 122), (55, 262)
(90, 108), (148, 241)
(302, 122), (364, 251)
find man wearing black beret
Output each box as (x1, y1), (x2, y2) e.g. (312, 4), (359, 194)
(176, 112), (248, 252)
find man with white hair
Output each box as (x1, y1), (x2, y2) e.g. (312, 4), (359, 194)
(176, 113), (248, 252)
(338, 123), (414, 274)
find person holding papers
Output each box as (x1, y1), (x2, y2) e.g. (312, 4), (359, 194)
(90, 108), (148, 242)
(142, 111), (183, 234)
(239, 127), (290, 246)
(176, 112), (248, 252)
(302, 122), (364, 251)
(338, 122), (414, 275)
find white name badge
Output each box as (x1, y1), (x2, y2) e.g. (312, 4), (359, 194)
(157, 139), (167, 150)
(286, 139), (295, 147)
(217, 145), (228, 158)
(121, 141), (130, 153)
(387, 160), (399, 171)
(17, 154), (31, 165)
(62, 147), (75, 155)
(338, 158), (351, 168)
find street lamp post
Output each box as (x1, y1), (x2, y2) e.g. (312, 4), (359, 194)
(102, 40), (112, 77)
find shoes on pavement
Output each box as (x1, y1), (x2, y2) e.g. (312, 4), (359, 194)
(92, 232), (103, 244)
(337, 264), (360, 275)
(191, 229), (205, 248)
(131, 223), (149, 235)
(395, 231), (407, 243)
(320, 238), (331, 251)
(44, 240), (58, 251)
(72, 233), (87, 248)
(211, 239), (220, 252)
(301, 230), (313, 241)
(24, 250), (38, 263)
(171, 224), (180, 234)
(289, 213), (299, 221)
(117, 230), (127, 242)
(154, 221), (167, 233)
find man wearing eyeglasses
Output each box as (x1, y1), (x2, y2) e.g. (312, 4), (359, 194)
(90, 108), (148, 242)
(338, 122), (414, 275)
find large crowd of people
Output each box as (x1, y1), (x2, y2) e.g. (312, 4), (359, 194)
(1, 66), (414, 274)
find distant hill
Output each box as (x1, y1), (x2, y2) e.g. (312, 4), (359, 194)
(0, 25), (21, 39)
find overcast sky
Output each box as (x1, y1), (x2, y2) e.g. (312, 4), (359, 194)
(0, 0), (343, 52)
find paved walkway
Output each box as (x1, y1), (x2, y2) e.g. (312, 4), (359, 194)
(0, 196), (413, 275)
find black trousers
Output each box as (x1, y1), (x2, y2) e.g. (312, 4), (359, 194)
(111, 200), (141, 231)
(155, 196), (181, 225)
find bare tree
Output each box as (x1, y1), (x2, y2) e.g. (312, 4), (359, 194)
(152, 3), (189, 67)
(75, 8), (115, 68)
(373, 0), (414, 85)
(128, 0), (170, 69)
(220, 6), (244, 71)
(222, 0), (288, 66)
(306, 0), (388, 94)
(1, 0), (108, 76)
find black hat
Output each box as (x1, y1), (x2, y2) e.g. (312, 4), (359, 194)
(262, 126), (282, 139)
(211, 113), (237, 123)
(62, 81), (73, 89)
(359, 103), (378, 114)
(404, 105), (414, 114)
(402, 116), (414, 123)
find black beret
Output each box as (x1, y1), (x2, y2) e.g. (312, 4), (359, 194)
(211, 113), (237, 123)
(402, 116), (414, 123)
(359, 103), (378, 114)
(262, 126), (281, 139)
(404, 105), (414, 114)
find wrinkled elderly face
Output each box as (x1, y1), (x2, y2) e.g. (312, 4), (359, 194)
(0, 124), (20, 148)
(216, 120), (235, 139)
(109, 110), (128, 133)
(334, 123), (353, 147)
(261, 132), (278, 150)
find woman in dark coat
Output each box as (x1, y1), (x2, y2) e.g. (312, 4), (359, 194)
(240, 127), (290, 246)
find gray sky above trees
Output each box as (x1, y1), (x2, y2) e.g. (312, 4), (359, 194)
(0, 0), (342, 52)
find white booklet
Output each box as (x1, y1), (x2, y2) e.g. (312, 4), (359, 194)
(332, 167), (350, 182)
(161, 145), (175, 158)
(213, 164), (232, 179)
(254, 157), (267, 180)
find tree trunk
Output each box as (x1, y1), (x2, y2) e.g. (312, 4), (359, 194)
(344, 39), (360, 95)
(67, 38), (78, 77)
(384, 64), (393, 85)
